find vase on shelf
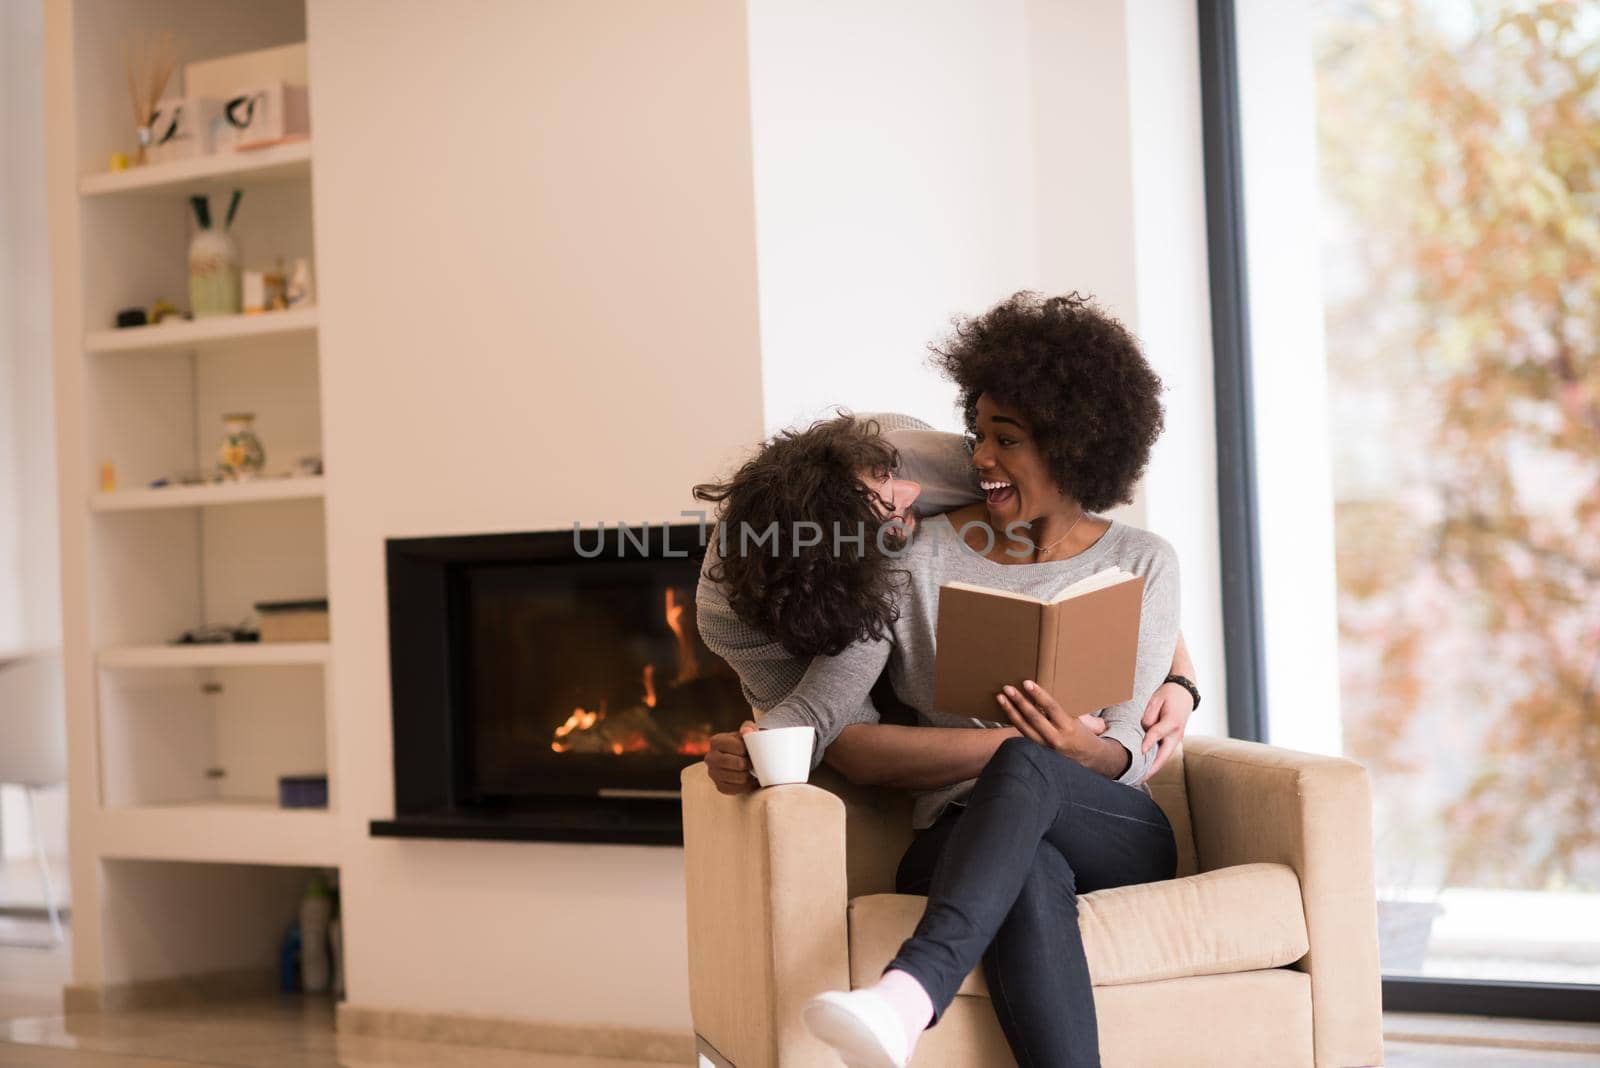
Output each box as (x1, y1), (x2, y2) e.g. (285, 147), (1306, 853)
(217, 413), (265, 481)
(188, 192), (243, 317)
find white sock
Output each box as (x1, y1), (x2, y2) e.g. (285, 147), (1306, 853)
(873, 969), (934, 1048)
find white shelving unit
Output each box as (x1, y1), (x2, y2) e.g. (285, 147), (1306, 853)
(86, 306), (318, 355)
(97, 802), (339, 866)
(78, 139), (312, 197)
(90, 475), (326, 512)
(47, 0), (337, 1001)
(97, 642), (330, 669)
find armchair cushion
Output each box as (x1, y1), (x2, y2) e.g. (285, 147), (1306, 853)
(847, 862), (1309, 996)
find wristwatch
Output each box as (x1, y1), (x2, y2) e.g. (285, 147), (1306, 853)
(1163, 673), (1201, 710)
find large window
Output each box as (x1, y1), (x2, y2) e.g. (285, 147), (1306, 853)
(1212, 0), (1599, 1012)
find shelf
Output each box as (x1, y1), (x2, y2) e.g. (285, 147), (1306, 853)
(86, 308), (318, 356)
(91, 476), (325, 512)
(97, 642), (330, 670)
(97, 800), (338, 866)
(79, 140), (312, 197)
(0, 643), (60, 666)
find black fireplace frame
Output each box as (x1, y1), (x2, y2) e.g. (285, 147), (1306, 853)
(369, 523), (715, 846)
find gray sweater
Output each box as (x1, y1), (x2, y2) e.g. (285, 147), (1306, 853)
(693, 413), (978, 725)
(875, 515), (1178, 826)
(695, 418), (1180, 828)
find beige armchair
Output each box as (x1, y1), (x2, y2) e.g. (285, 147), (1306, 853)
(682, 736), (1384, 1067)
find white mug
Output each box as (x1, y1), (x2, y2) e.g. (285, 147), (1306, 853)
(743, 725), (815, 787)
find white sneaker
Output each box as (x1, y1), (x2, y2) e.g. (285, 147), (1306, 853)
(801, 989), (912, 1068)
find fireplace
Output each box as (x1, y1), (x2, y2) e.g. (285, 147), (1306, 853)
(370, 523), (748, 845)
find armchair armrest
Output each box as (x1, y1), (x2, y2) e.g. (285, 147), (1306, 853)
(1182, 736), (1383, 1068)
(681, 763), (851, 1068)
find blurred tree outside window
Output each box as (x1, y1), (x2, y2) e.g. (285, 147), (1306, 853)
(1315, 0), (1599, 980)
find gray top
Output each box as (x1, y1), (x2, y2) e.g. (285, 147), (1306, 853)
(694, 413), (979, 741)
(695, 415), (1180, 829)
(878, 514), (1179, 827)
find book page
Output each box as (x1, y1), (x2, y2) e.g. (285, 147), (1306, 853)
(1048, 566), (1136, 604)
(941, 580), (1047, 605)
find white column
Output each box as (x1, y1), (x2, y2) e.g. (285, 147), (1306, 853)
(1234, 0), (1343, 755)
(1031, 1), (1229, 738)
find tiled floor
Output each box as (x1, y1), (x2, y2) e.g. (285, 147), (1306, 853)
(3, 927), (1598, 1066)
(0, 923), (676, 1067)
(1382, 1043), (1600, 1066)
(0, 999), (679, 1068)
(1382, 1013), (1600, 1066)
(0, 917), (71, 1022)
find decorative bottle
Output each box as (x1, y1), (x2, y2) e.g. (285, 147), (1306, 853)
(217, 412), (265, 481)
(299, 873), (332, 994)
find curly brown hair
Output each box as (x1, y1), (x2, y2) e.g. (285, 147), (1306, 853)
(692, 415), (905, 658)
(930, 291), (1165, 512)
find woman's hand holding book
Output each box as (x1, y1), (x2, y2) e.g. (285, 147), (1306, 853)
(996, 680), (1109, 766)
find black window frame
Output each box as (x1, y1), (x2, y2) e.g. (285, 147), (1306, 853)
(1196, 0), (1600, 1024)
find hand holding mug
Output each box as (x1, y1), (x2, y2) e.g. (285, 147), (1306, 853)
(705, 721), (759, 795)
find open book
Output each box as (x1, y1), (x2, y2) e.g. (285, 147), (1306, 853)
(932, 567), (1145, 722)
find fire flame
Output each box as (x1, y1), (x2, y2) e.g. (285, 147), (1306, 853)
(547, 586), (712, 757)
(676, 731), (711, 757)
(555, 707), (599, 738)
(550, 705), (601, 753)
(665, 588), (700, 686)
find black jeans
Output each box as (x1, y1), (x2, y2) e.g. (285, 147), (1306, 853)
(887, 736), (1177, 1068)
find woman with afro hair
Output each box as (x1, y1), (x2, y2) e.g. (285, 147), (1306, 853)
(793, 292), (1186, 1068)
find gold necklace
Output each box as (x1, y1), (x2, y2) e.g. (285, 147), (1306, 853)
(1031, 509), (1087, 557)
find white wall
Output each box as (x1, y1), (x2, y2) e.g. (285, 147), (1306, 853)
(747, 0), (1038, 433)
(1, 0), (59, 653)
(0, 0), (29, 649)
(307, 0), (764, 1030)
(2, 0), (67, 863)
(1235, 0), (1343, 755)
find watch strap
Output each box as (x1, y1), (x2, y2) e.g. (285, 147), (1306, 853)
(1163, 673), (1201, 710)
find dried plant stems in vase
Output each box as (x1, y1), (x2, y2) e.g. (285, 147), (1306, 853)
(189, 191), (243, 317)
(122, 30), (181, 166)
